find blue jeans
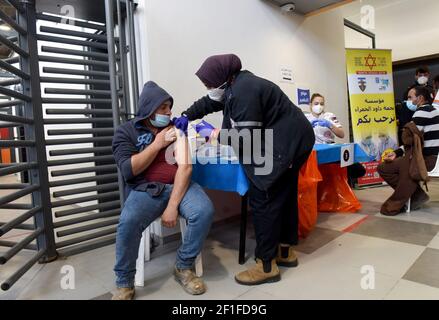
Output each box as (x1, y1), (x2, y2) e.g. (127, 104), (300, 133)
(114, 182), (215, 288)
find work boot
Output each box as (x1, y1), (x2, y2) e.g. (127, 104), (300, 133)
(276, 244), (299, 268)
(174, 267), (206, 295)
(111, 287), (135, 300)
(380, 201), (404, 216)
(411, 189), (430, 211)
(235, 259), (280, 286)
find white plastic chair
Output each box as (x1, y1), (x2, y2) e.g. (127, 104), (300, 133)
(406, 198), (412, 214)
(405, 156), (439, 213)
(134, 217), (203, 287)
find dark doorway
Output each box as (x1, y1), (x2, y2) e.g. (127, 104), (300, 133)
(393, 54), (439, 103)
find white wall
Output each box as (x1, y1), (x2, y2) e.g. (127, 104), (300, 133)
(341, 0), (439, 62)
(344, 25), (374, 49)
(134, 0), (350, 137)
(133, 0), (350, 227)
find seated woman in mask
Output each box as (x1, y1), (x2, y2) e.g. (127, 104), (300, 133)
(305, 93), (345, 144)
(305, 93), (366, 183)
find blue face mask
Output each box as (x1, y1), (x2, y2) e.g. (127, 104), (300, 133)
(150, 113), (171, 128)
(406, 100), (418, 112)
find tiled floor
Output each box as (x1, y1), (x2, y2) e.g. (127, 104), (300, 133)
(350, 216), (439, 246)
(1, 179), (439, 300)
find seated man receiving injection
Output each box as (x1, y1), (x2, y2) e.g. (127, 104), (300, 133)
(111, 81), (214, 300)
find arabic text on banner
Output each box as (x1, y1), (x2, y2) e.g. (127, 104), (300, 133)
(346, 49), (398, 186)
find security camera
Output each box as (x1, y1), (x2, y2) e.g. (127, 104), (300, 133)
(281, 3), (296, 13)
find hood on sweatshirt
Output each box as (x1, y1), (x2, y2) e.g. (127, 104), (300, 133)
(134, 81), (174, 126)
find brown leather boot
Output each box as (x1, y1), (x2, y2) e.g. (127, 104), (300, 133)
(276, 244), (299, 268)
(111, 287), (135, 300)
(380, 200), (404, 216)
(174, 267), (206, 295)
(411, 188), (430, 211)
(235, 259), (280, 286)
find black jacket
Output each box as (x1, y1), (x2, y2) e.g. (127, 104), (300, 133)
(183, 70), (315, 191)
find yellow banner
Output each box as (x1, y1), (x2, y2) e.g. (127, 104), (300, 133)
(346, 49), (398, 163)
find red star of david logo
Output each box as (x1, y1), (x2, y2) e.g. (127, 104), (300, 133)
(364, 54), (377, 70)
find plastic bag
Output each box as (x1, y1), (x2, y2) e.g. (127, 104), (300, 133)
(317, 164), (361, 213)
(298, 151), (322, 239)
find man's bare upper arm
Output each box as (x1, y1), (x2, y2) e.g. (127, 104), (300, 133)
(173, 127), (191, 167)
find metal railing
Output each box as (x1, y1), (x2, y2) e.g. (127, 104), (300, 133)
(0, 0), (139, 291)
(0, 0), (57, 291)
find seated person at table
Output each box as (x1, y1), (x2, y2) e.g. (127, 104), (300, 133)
(111, 81), (214, 300)
(378, 86), (438, 216)
(305, 93), (366, 182)
(305, 93), (345, 144)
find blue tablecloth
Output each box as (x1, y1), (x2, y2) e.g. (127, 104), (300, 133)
(314, 143), (370, 165)
(191, 158), (249, 196)
(192, 144), (369, 195)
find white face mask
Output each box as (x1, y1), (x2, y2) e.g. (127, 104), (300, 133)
(417, 76), (429, 86)
(207, 82), (227, 102)
(312, 103), (324, 115)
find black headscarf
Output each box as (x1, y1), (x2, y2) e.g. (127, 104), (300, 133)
(195, 54), (242, 88)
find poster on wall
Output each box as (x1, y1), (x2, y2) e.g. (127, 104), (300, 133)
(346, 49), (398, 187)
(280, 66), (294, 84)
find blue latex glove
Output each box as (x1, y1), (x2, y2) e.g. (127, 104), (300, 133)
(312, 119), (332, 129)
(311, 119), (319, 128)
(172, 115), (189, 135)
(194, 120), (215, 140)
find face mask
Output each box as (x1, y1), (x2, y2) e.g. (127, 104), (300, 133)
(150, 113), (171, 128)
(207, 82), (227, 102)
(406, 100), (418, 112)
(417, 76), (429, 86)
(312, 103), (324, 115)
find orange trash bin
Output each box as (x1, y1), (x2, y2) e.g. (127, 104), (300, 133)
(317, 163), (362, 213)
(298, 151), (322, 239)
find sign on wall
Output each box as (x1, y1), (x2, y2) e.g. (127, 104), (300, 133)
(297, 88), (311, 105)
(346, 49), (398, 186)
(280, 66), (294, 84)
